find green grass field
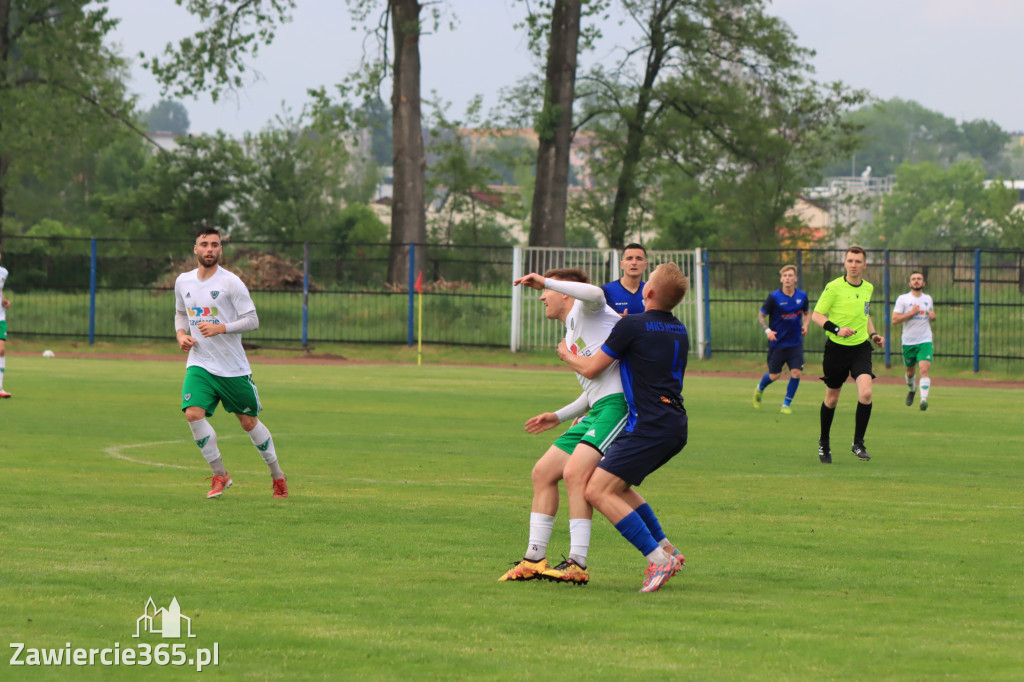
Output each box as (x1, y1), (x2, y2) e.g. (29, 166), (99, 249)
(2, 356), (1022, 680)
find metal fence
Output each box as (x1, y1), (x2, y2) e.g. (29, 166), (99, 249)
(510, 247), (702, 353)
(4, 237), (1021, 370)
(702, 248), (1024, 370)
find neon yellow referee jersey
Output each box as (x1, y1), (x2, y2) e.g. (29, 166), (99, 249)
(813, 275), (874, 346)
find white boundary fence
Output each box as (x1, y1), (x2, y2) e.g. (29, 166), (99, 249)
(510, 246), (705, 355)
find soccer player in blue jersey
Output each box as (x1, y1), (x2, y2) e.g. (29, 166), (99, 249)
(753, 265), (810, 414)
(558, 262), (690, 593)
(601, 243), (648, 316)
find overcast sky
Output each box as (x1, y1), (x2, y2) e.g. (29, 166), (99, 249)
(105, 0), (1024, 136)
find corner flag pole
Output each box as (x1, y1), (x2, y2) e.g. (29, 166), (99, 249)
(415, 271), (423, 366)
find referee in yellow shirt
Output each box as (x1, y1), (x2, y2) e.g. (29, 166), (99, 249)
(810, 246), (885, 464)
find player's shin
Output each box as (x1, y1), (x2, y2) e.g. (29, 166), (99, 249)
(247, 421), (284, 479)
(568, 518), (591, 567)
(189, 418), (226, 475)
(526, 513), (554, 561)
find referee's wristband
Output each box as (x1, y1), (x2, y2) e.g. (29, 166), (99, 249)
(823, 320), (840, 334)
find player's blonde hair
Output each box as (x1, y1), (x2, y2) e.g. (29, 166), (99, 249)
(649, 262), (688, 309)
(780, 264), (797, 275)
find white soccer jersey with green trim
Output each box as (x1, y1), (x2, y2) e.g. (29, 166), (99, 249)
(546, 278), (624, 406)
(174, 267), (255, 377)
(0, 265), (8, 322)
(894, 292), (934, 345)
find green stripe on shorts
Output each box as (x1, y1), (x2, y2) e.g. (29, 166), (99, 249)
(553, 393), (629, 456)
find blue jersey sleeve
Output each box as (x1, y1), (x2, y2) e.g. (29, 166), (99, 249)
(601, 315), (639, 359)
(761, 294), (776, 316)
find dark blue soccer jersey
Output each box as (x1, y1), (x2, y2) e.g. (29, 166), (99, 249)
(760, 288), (809, 349)
(601, 280), (646, 316)
(601, 310), (688, 433)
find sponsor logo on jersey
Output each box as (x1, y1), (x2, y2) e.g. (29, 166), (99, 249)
(188, 307), (219, 317)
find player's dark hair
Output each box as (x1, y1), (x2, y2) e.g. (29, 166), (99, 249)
(543, 267), (589, 284)
(909, 271), (925, 280)
(846, 245), (867, 260)
(623, 243), (647, 257)
(195, 227), (221, 242)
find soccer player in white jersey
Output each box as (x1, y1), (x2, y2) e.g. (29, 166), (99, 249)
(0, 246), (11, 398)
(892, 272), (936, 411)
(499, 268), (683, 585)
(174, 228), (288, 499)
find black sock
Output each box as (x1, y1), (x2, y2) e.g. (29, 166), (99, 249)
(820, 402), (835, 443)
(854, 401), (872, 444)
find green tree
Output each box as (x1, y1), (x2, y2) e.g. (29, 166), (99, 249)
(575, 0), (863, 249)
(144, 0), (450, 284)
(0, 0), (137, 240)
(867, 160), (1012, 249)
(237, 107), (354, 243)
(821, 98), (1011, 178)
(98, 132), (254, 240)
(146, 99), (191, 134)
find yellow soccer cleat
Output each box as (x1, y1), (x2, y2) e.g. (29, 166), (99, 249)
(541, 557), (589, 585)
(753, 388), (763, 409)
(498, 557), (549, 582)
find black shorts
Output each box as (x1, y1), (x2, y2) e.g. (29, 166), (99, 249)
(597, 419), (688, 487)
(820, 340), (875, 389)
(767, 345), (804, 374)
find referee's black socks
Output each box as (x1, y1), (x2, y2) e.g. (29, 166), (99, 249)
(819, 402), (836, 443)
(854, 401), (872, 444)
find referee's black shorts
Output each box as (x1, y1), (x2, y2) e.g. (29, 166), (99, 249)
(820, 339), (875, 389)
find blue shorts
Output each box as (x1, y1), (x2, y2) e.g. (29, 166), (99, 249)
(597, 419), (687, 487)
(767, 345), (803, 374)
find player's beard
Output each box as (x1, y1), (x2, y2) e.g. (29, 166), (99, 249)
(199, 254), (219, 267)
(911, 285), (923, 291)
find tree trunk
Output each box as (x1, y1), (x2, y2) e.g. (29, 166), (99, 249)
(0, 0), (10, 243)
(387, 0), (427, 285)
(608, 0), (674, 249)
(527, 0), (581, 248)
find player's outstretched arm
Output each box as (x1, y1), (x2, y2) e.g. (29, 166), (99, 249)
(513, 273), (546, 290)
(543, 278), (606, 307)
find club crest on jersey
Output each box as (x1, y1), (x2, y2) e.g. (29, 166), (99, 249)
(184, 393), (192, 401)
(211, 291), (220, 299)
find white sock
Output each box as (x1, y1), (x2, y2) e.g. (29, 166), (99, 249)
(247, 421), (284, 478)
(0, 356), (5, 390)
(568, 519), (592, 567)
(525, 513), (555, 561)
(645, 546), (673, 566)
(920, 379), (930, 401)
(188, 419), (225, 475)
(906, 375), (915, 391)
